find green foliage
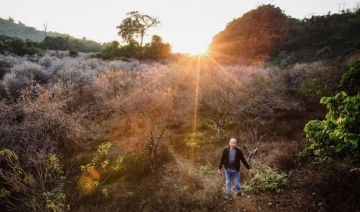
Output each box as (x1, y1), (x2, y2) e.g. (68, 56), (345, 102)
(38, 36), (104, 53)
(338, 59), (360, 95)
(304, 92), (360, 160)
(116, 11), (160, 47)
(95, 41), (121, 59)
(199, 165), (214, 175)
(39, 36), (69, 51)
(80, 142), (123, 173)
(69, 50), (79, 58)
(6, 36), (42, 56)
(96, 35), (171, 60)
(243, 166), (288, 193)
(185, 132), (205, 149)
(143, 35), (172, 60)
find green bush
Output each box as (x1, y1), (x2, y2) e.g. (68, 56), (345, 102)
(304, 92), (360, 161)
(243, 166), (288, 193)
(69, 50), (79, 58)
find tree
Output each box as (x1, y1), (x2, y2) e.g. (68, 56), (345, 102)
(143, 35), (172, 60)
(8, 37), (41, 56)
(109, 80), (178, 172)
(199, 84), (238, 135)
(43, 21), (48, 38)
(8, 17), (14, 23)
(117, 11), (160, 47)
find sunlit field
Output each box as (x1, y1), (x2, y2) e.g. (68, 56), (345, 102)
(0, 50), (358, 211)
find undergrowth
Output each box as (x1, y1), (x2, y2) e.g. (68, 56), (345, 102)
(243, 166), (288, 193)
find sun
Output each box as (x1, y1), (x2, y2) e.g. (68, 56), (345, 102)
(187, 45), (209, 56)
(174, 39), (210, 56)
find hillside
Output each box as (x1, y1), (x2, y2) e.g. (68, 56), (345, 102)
(209, 4), (360, 66)
(0, 17), (104, 53)
(0, 17), (72, 42)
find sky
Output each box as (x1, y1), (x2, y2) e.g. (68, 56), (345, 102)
(1, 0), (359, 54)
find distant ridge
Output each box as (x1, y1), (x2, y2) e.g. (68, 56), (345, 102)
(0, 17), (94, 43)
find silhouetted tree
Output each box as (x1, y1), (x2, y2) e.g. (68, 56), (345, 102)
(117, 11), (160, 47)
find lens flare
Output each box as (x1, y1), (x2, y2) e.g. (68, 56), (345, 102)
(77, 175), (96, 194)
(87, 167), (101, 181)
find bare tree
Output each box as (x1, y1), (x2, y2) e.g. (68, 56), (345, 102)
(43, 21), (48, 38)
(108, 68), (185, 172)
(197, 66), (245, 135)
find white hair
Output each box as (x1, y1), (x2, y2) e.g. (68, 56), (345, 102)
(230, 138), (237, 143)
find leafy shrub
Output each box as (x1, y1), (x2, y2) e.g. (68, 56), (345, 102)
(69, 50), (79, 58)
(243, 166), (288, 193)
(304, 92), (360, 161)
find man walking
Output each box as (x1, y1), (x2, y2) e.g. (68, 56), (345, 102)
(218, 138), (251, 198)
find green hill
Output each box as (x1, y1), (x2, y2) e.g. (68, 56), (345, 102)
(0, 17), (104, 53)
(0, 17), (72, 42)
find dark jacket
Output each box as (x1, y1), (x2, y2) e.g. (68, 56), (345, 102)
(218, 147), (251, 172)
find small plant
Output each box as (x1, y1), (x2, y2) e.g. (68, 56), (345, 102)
(199, 165), (214, 175)
(78, 142), (123, 194)
(243, 166), (288, 193)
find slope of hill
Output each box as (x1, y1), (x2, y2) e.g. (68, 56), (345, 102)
(0, 17), (105, 53)
(209, 4), (360, 66)
(0, 17), (71, 42)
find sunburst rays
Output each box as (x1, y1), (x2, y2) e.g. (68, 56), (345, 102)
(107, 50), (247, 159)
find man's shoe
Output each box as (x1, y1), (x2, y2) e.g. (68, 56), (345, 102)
(236, 192), (243, 196)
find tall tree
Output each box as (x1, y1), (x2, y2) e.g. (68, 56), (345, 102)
(116, 11), (160, 47)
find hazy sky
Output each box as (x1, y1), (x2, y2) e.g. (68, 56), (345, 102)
(1, 0), (359, 54)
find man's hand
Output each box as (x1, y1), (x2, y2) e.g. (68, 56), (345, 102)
(248, 168), (255, 176)
(217, 168), (221, 174)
